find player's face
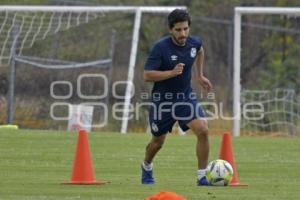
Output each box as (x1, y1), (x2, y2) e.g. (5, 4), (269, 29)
(169, 21), (189, 46)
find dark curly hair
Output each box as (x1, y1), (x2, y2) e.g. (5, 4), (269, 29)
(167, 9), (191, 29)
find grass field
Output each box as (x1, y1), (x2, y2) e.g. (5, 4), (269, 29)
(0, 129), (299, 200)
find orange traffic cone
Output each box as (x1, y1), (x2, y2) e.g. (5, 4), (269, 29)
(63, 130), (107, 185)
(145, 191), (187, 200)
(219, 132), (247, 186)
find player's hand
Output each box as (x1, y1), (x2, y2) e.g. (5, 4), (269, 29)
(198, 76), (213, 92)
(172, 63), (185, 76)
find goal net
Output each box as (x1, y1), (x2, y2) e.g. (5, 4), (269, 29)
(0, 6), (184, 132)
(233, 7), (300, 136)
(241, 89), (299, 136)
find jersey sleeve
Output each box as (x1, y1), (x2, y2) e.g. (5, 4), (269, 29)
(194, 36), (203, 52)
(144, 43), (162, 71)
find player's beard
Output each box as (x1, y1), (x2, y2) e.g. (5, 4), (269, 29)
(172, 35), (186, 46)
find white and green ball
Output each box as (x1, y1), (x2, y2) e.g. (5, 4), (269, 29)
(206, 159), (234, 186)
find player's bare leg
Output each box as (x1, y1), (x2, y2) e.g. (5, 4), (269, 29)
(141, 134), (166, 184)
(187, 119), (210, 185)
(144, 134), (166, 163)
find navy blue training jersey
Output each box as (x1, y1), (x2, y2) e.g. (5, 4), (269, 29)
(144, 36), (202, 98)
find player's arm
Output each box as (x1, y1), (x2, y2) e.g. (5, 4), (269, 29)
(194, 47), (213, 91)
(144, 63), (184, 82)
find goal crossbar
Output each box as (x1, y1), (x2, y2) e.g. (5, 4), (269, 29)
(0, 6), (184, 13)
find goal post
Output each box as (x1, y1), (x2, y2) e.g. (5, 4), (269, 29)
(233, 7), (300, 137)
(0, 5), (186, 133)
(120, 6), (186, 134)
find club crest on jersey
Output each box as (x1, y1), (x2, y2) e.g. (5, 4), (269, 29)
(151, 122), (159, 132)
(190, 47), (197, 58)
(171, 55), (178, 61)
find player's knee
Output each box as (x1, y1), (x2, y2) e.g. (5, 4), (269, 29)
(155, 139), (165, 149)
(148, 140), (164, 150)
(152, 135), (166, 148)
(194, 122), (209, 138)
(156, 142), (164, 150)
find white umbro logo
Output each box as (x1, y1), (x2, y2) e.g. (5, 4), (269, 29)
(171, 55), (178, 61)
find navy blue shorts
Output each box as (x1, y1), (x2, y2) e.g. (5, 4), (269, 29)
(149, 98), (206, 136)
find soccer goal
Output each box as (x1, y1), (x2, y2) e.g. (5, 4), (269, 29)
(0, 6), (185, 132)
(241, 89), (299, 136)
(233, 7), (300, 137)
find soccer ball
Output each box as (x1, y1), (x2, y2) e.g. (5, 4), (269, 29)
(206, 159), (234, 186)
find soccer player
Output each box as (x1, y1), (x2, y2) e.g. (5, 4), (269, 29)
(141, 9), (213, 186)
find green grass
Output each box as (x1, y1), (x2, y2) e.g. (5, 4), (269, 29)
(0, 129), (299, 200)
